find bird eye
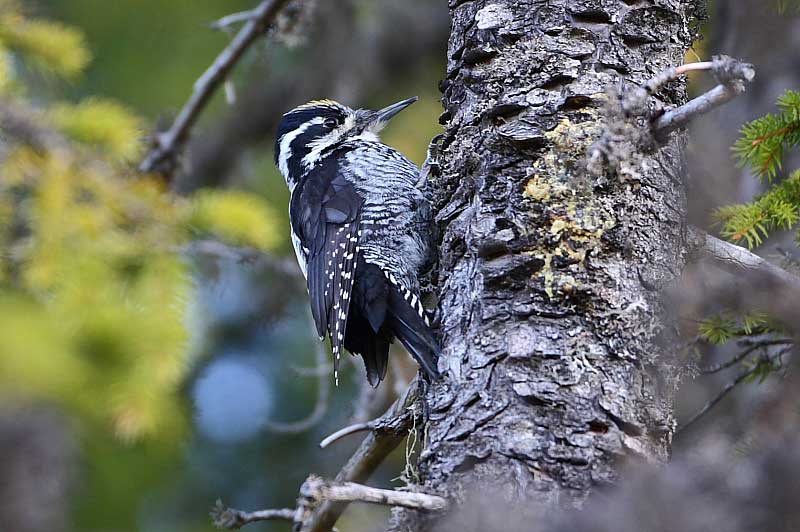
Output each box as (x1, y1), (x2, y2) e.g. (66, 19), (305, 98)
(324, 118), (338, 129)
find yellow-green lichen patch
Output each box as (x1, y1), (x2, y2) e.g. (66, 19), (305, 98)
(544, 113), (603, 162)
(523, 174), (552, 201)
(522, 112), (618, 301)
(550, 219), (568, 235)
(540, 252), (555, 299)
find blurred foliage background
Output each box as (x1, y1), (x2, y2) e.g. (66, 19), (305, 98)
(1, 1), (446, 531)
(1, 1), (799, 531)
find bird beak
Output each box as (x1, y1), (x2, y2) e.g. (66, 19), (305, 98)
(376, 96), (418, 122)
(365, 97), (418, 132)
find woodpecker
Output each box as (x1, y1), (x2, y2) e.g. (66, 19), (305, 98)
(274, 97), (441, 386)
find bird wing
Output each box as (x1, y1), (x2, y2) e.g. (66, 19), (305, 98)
(290, 160), (363, 384)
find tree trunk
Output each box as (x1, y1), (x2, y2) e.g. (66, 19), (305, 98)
(395, 1), (700, 529)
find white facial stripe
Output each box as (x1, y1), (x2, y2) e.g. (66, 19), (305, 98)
(278, 117), (325, 187)
(301, 115), (358, 169)
(353, 131), (380, 143)
(302, 132), (341, 168)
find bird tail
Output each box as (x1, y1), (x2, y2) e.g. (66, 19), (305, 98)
(388, 286), (441, 381)
(344, 311), (391, 387)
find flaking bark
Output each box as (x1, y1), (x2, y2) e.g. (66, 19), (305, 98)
(394, 1), (701, 530)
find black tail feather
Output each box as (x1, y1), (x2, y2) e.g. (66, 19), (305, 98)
(362, 334), (390, 386)
(388, 287), (441, 381)
(344, 310), (391, 387)
(344, 259), (441, 385)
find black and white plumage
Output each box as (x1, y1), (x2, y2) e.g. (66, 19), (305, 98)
(274, 98), (441, 386)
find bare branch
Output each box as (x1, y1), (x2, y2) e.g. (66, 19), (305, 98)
(643, 56), (749, 96)
(139, 0), (293, 177)
(699, 232), (800, 284)
(319, 422), (374, 449)
(298, 475), (447, 514)
(185, 240), (327, 434)
(654, 56), (755, 137)
(212, 474), (446, 531)
(775, 246), (800, 269)
(350, 360), (395, 425)
(678, 347), (791, 434)
(691, 228), (800, 332)
(698, 344), (761, 375)
(209, 381), (434, 532)
(265, 341), (330, 433)
(320, 373), (418, 448)
(180, 1), (448, 193)
(0, 100), (69, 152)
(304, 378), (421, 532)
(181, 240), (302, 279)
(290, 361), (333, 377)
(674, 61), (714, 75)
(587, 57), (754, 178)
(700, 338), (793, 375)
(211, 499), (293, 529)
(210, 10), (257, 31)
(699, 339), (793, 374)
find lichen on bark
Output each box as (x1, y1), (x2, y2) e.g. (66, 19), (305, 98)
(392, 1), (702, 530)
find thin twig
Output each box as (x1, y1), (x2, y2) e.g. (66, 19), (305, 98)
(698, 231), (800, 289)
(290, 362), (333, 377)
(674, 61), (713, 75)
(211, 499), (293, 529)
(775, 246), (800, 269)
(587, 57), (754, 177)
(184, 239), (332, 434)
(320, 373), (416, 448)
(351, 361), (394, 424)
(699, 339), (793, 374)
(653, 55), (755, 137)
(139, 0), (293, 176)
(678, 348), (791, 434)
(303, 378), (421, 532)
(698, 344), (760, 375)
(298, 475), (447, 513)
(182, 240), (302, 279)
(692, 228), (800, 334)
(185, 239), (326, 432)
(210, 10), (257, 31)
(0, 100), (70, 151)
(265, 341), (330, 434)
(212, 475), (446, 530)
(319, 422), (375, 449)
(211, 380), (424, 530)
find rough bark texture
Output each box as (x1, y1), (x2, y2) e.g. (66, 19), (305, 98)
(394, 1), (700, 530)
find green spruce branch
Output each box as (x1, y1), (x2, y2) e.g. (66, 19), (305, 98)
(714, 170), (800, 248)
(733, 91), (800, 181)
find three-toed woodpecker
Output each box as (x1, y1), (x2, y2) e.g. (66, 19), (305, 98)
(274, 97), (440, 386)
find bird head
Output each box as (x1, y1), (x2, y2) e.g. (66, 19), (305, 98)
(274, 97), (417, 189)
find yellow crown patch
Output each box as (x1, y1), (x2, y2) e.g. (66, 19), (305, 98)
(296, 99), (340, 109)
